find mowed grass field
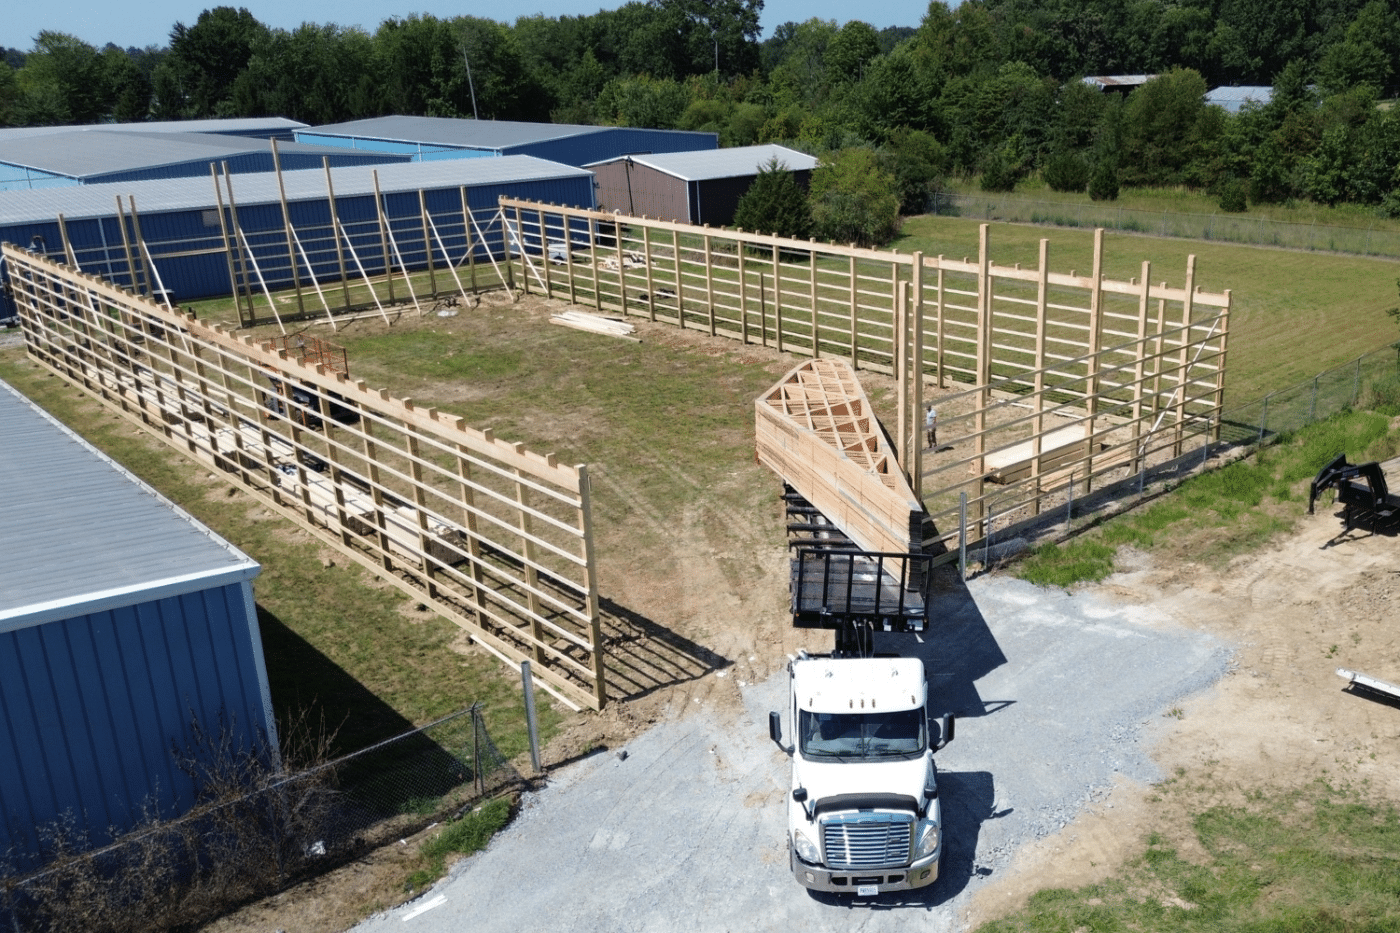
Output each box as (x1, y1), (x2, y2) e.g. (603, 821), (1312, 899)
(895, 215), (1400, 403)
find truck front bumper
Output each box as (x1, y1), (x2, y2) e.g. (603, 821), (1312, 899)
(791, 849), (940, 894)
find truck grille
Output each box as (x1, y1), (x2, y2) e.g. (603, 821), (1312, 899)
(821, 813), (914, 870)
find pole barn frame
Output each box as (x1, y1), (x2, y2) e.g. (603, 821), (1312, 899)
(4, 244), (609, 711)
(497, 199), (1231, 563)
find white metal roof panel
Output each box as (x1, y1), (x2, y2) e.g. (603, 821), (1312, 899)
(1206, 86), (1274, 112)
(0, 155), (592, 225)
(0, 118), (307, 143)
(0, 131), (387, 180)
(305, 115), (706, 150)
(586, 144), (818, 182)
(0, 378), (260, 631)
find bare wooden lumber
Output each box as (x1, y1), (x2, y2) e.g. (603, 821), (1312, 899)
(756, 358), (925, 555)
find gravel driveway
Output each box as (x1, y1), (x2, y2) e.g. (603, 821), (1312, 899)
(352, 573), (1228, 933)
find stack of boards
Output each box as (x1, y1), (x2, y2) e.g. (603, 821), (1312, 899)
(550, 309), (639, 341)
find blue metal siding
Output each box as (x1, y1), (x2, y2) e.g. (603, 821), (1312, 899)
(0, 582), (271, 871)
(0, 162), (78, 192)
(511, 128), (717, 167)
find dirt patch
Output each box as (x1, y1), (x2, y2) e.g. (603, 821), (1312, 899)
(965, 506), (1400, 927)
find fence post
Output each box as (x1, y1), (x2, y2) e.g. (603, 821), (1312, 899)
(521, 661), (542, 775)
(1309, 376), (1319, 423)
(1258, 393), (1269, 444)
(1354, 357), (1361, 405)
(984, 506), (994, 568)
(1066, 471), (1074, 527)
(958, 492), (967, 580)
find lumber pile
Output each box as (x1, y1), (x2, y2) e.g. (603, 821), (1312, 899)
(756, 358), (926, 555)
(550, 309), (639, 341)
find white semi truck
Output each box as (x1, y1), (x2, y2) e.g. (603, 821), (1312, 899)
(766, 530), (954, 896)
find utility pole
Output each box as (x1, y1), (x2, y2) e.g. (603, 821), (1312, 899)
(461, 44), (480, 120)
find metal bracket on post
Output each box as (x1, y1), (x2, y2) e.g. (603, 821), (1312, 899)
(521, 660), (542, 775)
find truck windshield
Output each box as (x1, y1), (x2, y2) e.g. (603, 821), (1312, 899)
(798, 708), (925, 760)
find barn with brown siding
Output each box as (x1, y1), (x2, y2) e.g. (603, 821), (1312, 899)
(587, 144), (818, 227)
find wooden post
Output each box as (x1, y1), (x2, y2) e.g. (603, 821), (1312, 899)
(614, 216), (627, 314)
(372, 170), (394, 305)
(1082, 228), (1105, 493)
(911, 254), (925, 499)
(642, 224), (656, 322)
(935, 260), (946, 388)
(1131, 261), (1151, 472)
(671, 228), (683, 328)
(359, 393), (394, 571)
(974, 224), (991, 534)
(209, 164), (246, 325)
(894, 281), (907, 469)
(1174, 256), (1196, 456)
(460, 187), (478, 294)
(772, 239), (782, 352)
(270, 140), (306, 314)
(566, 215), (579, 305)
(848, 253), (858, 366)
(322, 159), (352, 313)
(738, 237), (749, 344)
(421, 189), (438, 297)
(577, 464), (607, 710)
(514, 203), (528, 296)
(539, 207), (553, 301)
(704, 229), (716, 336)
(1030, 239), (1049, 515)
(809, 241), (819, 358)
(513, 451), (546, 665)
(454, 444), (491, 623)
(1211, 292), (1231, 442)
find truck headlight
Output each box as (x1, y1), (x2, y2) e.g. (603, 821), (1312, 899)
(914, 820), (941, 859)
(793, 829), (821, 864)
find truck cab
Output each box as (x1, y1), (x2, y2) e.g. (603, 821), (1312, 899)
(770, 653), (953, 895)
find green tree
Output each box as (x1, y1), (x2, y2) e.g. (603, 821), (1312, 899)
(17, 32), (109, 124)
(884, 128), (946, 214)
(1118, 67), (1215, 187)
(154, 6), (268, 117)
(1043, 151), (1090, 192)
(732, 156), (813, 238)
(826, 21), (880, 84)
(1088, 159), (1119, 200)
(809, 147), (900, 247)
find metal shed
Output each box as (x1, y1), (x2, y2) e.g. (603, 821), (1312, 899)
(0, 377), (273, 873)
(296, 115), (717, 168)
(587, 144), (818, 226)
(0, 117), (310, 145)
(1205, 86), (1274, 113)
(0, 155), (596, 317)
(0, 130), (408, 192)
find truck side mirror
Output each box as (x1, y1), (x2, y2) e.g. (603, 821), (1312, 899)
(769, 711), (790, 753)
(931, 713), (956, 750)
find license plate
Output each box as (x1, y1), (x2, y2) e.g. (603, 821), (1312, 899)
(857, 884), (879, 897)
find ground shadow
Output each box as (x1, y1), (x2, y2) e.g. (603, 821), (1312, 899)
(599, 596), (732, 702)
(873, 565), (1009, 721)
(1318, 504), (1400, 544)
(256, 605), (422, 757)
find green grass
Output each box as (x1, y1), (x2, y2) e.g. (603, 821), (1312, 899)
(895, 214), (1400, 405)
(0, 350), (558, 763)
(975, 781), (1400, 933)
(403, 795), (513, 891)
(1016, 408), (1400, 589)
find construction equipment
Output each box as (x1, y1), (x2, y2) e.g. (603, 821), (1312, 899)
(1308, 454), (1399, 531)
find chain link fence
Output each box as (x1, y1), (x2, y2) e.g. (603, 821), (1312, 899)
(931, 191), (1400, 259)
(1, 704), (522, 933)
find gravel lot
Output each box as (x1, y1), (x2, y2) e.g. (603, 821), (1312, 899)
(351, 572), (1229, 933)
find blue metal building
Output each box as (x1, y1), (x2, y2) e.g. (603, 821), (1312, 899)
(0, 155), (596, 317)
(0, 378), (274, 873)
(0, 130), (408, 192)
(296, 115), (717, 168)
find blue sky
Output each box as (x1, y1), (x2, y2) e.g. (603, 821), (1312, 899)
(8, 0), (934, 53)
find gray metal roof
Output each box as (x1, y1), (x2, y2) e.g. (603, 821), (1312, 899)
(1082, 74), (1156, 89)
(0, 155), (593, 225)
(0, 130), (392, 180)
(1206, 86), (1274, 112)
(0, 118), (308, 143)
(0, 378), (260, 632)
(304, 115), (707, 150)
(586, 144), (818, 182)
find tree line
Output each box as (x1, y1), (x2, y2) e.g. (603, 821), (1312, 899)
(4, 0), (1400, 243)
